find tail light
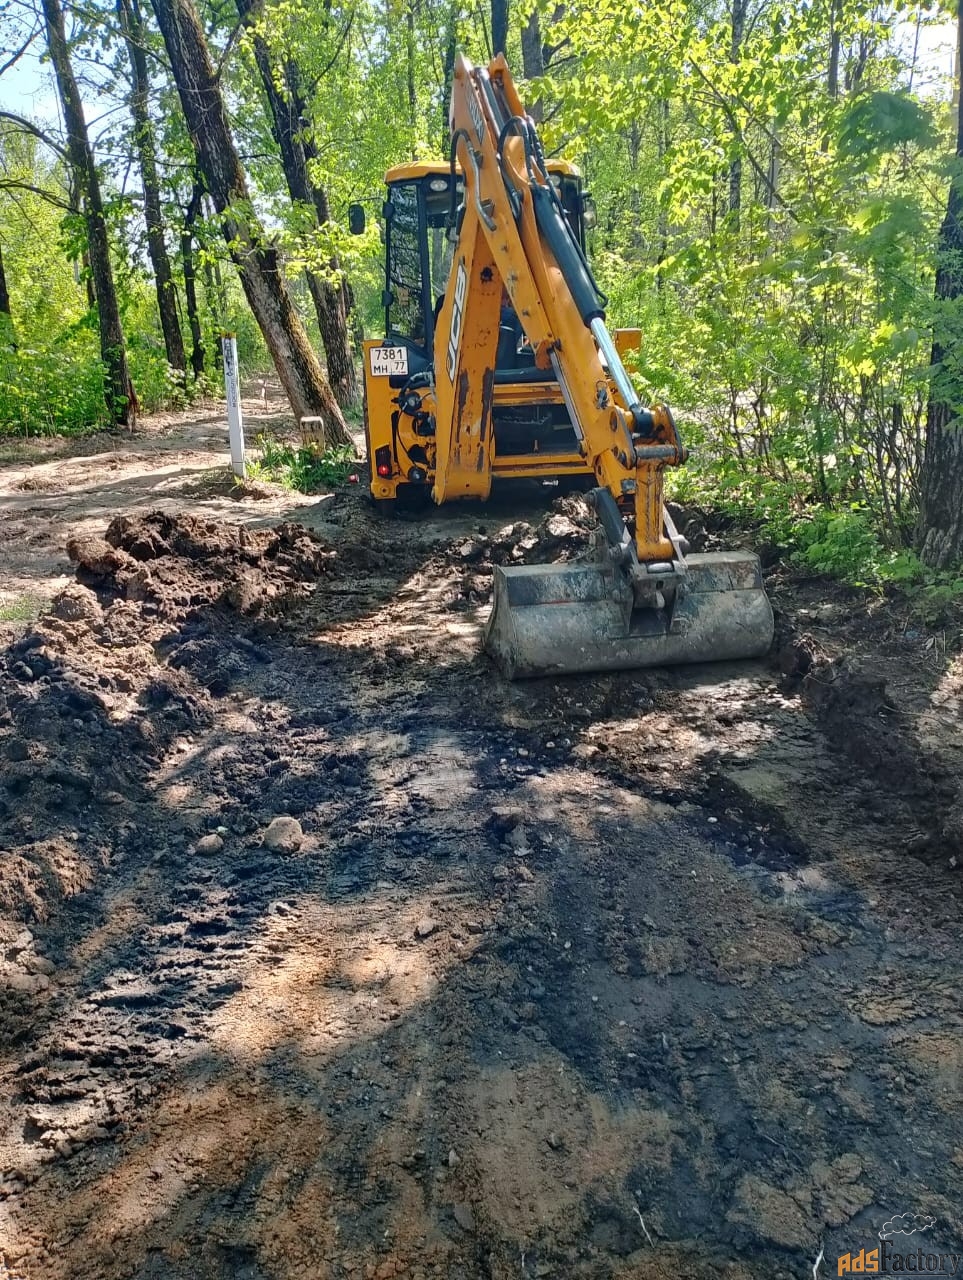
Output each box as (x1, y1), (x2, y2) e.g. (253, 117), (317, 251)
(375, 445), (392, 479)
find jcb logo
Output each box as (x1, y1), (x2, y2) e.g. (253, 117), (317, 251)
(445, 260), (468, 384)
(838, 1248), (880, 1275)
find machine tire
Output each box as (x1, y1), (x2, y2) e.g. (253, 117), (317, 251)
(371, 484), (431, 516)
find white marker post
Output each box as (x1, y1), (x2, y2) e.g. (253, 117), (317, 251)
(221, 332), (246, 478)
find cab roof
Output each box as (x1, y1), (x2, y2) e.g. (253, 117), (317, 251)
(385, 158), (580, 183)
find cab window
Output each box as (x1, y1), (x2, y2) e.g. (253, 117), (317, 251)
(385, 182), (424, 340)
(424, 177), (463, 304)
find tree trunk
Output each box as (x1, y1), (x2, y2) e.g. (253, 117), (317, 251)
(41, 0), (133, 425)
(81, 249), (96, 311)
(440, 0), (460, 138)
(766, 130), (780, 227)
(845, 33), (869, 92)
(148, 0), (350, 445)
(520, 11), (543, 122)
(728, 0), (747, 228)
(405, 4), (417, 131)
(656, 98), (669, 298)
(491, 0), (509, 58)
(289, 85), (359, 409)
(828, 0), (841, 98)
(117, 0), (187, 382)
(182, 181), (205, 377)
(627, 118), (643, 247)
(204, 228), (225, 372)
(0, 239), (16, 348)
(918, 0), (963, 568)
(235, 0), (357, 407)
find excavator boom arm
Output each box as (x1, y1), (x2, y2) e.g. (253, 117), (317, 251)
(434, 54), (683, 564)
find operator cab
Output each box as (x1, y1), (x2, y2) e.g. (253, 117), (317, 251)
(377, 160), (590, 367)
(354, 157), (600, 492)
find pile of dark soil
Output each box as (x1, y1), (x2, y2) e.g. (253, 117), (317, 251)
(0, 514), (349, 939)
(440, 495), (597, 610)
(68, 512), (336, 617)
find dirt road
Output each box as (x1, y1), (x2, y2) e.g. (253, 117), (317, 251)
(0, 399), (961, 1279)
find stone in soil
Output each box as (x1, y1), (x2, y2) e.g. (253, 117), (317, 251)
(262, 816), (303, 852)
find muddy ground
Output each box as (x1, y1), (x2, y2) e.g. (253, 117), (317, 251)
(0, 393), (961, 1280)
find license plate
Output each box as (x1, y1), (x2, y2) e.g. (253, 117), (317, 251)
(369, 346), (409, 377)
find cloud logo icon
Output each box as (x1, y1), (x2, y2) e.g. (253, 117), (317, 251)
(879, 1212), (937, 1239)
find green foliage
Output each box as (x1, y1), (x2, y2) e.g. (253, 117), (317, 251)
(838, 91), (937, 161)
(248, 436), (356, 492)
(0, 338), (111, 436)
(231, 307), (269, 376)
(695, 498), (963, 621)
(793, 508), (886, 581)
(541, 0), (951, 579)
(911, 575), (963, 623)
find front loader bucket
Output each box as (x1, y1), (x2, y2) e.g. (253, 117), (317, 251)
(484, 551), (774, 679)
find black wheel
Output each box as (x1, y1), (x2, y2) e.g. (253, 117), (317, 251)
(370, 483), (431, 516)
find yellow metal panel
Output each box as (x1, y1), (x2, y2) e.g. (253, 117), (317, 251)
(385, 158), (581, 184)
(492, 455), (586, 477)
(362, 339), (403, 501)
(614, 328), (642, 356)
(429, 198), (501, 503)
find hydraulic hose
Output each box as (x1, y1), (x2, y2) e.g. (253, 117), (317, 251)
(530, 181), (605, 325)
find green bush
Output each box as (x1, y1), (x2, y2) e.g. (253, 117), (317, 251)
(0, 334), (217, 437)
(0, 337), (111, 436)
(248, 436), (356, 491)
(793, 508), (883, 581)
(771, 509), (963, 620)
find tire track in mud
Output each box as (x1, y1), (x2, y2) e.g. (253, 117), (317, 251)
(1, 507), (961, 1279)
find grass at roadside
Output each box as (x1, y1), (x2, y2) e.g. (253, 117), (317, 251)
(247, 437), (358, 493)
(0, 594), (45, 624)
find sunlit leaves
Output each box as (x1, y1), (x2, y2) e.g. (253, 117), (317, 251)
(838, 90), (938, 160)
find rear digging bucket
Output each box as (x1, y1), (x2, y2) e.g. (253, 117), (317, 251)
(484, 551), (774, 679)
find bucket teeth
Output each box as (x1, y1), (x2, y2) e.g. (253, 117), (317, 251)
(483, 552), (774, 679)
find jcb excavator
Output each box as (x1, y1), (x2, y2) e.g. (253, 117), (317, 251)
(357, 54), (773, 678)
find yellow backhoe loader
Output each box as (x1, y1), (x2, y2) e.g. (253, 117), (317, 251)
(355, 54), (773, 678)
